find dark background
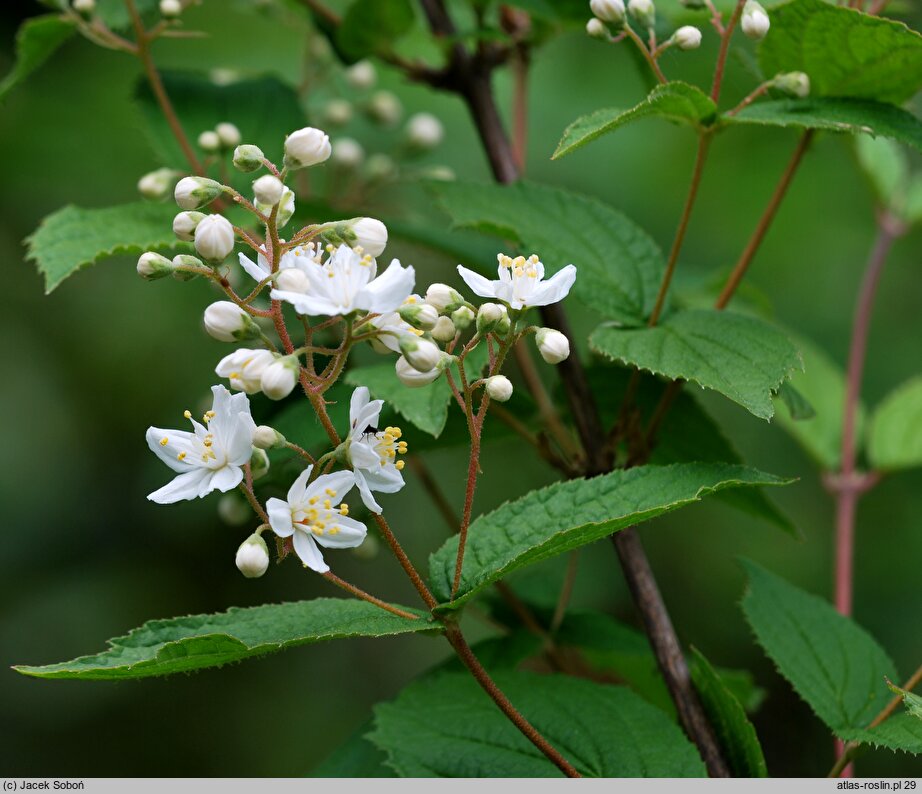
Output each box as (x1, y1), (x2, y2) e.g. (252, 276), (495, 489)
(1, 0), (921, 778)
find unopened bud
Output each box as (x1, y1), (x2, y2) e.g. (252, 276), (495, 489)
(137, 251), (174, 281)
(395, 355), (440, 387)
(451, 305), (475, 331)
(203, 301), (261, 342)
(159, 0), (181, 17)
(260, 355), (300, 400)
(174, 176), (223, 210)
(253, 174), (285, 206)
(399, 336), (442, 372)
(72, 0), (95, 15)
(233, 144), (265, 173)
(476, 302), (507, 334)
(628, 0), (655, 28)
(276, 267), (310, 293)
(536, 327), (570, 364)
(346, 60), (376, 89)
(586, 18), (609, 38)
(673, 25), (702, 50)
(137, 167), (177, 200)
(773, 71), (810, 98)
(741, 1), (770, 40)
(172, 210), (205, 241)
(590, 0), (624, 23)
(485, 375), (513, 402)
(215, 122), (241, 148)
(324, 99), (353, 126)
(171, 254), (204, 280)
(425, 283), (464, 314)
(331, 137), (365, 168)
(351, 217), (387, 257)
(398, 301), (439, 331)
(198, 130), (221, 152)
(367, 91), (403, 126)
(431, 315), (456, 343)
(194, 214), (235, 263)
(250, 448), (270, 480)
(365, 153), (396, 181)
(253, 424), (286, 450)
(257, 188), (295, 228)
(406, 113), (444, 149)
(284, 126), (332, 169)
(235, 533), (269, 578)
(216, 348), (274, 393)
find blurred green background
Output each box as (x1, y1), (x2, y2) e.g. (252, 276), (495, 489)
(2, 0), (921, 778)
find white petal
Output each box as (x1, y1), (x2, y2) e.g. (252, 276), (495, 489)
(238, 251), (269, 283)
(287, 466), (314, 505)
(271, 289), (343, 317)
(360, 464), (405, 494)
(349, 439), (381, 470)
(267, 497), (295, 537)
(357, 260), (415, 313)
(147, 468), (212, 504)
(528, 264), (577, 307)
(146, 426), (198, 473)
(304, 469), (356, 503)
(293, 529), (329, 573)
(354, 470), (383, 514)
(456, 265), (498, 299)
(349, 386), (370, 425)
(313, 515), (367, 549)
(209, 465), (244, 493)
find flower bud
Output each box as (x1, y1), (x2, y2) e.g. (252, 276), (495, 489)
(253, 424), (286, 450)
(218, 494), (250, 526)
(431, 315), (457, 343)
(773, 71), (810, 98)
(137, 167), (177, 200)
(257, 188), (295, 227)
(324, 99), (353, 126)
(673, 25), (702, 50)
(406, 113), (444, 149)
(137, 251), (174, 281)
(451, 305), (475, 331)
(395, 356), (440, 388)
(536, 327), (570, 364)
(398, 302), (439, 331)
(235, 533), (269, 578)
(365, 153), (396, 181)
(171, 254), (204, 280)
(216, 348), (275, 393)
(586, 18), (608, 38)
(253, 174), (285, 206)
(250, 448), (270, 480)
(346, 60), (376, 89)
(423, 165), (455, 181)
(399, 336), (442, 372)
(172, 210), (206, 241)
(628, 0), (655, 28)
(485, 375), (513, 402)
(425, 283), (464, 314)
(72, 0), (95, 14)
(174, 176), (223, 210)
(284, 126), (332, 169)
(276, 267), (310, 293)
(367, 91), (403, 126)
(741, 1), (770, 40)
(260, 355), (300, 400)
(351, 217), (387, 257)
(159, 0), (181, 17)
(331, 137), (365, 168)
(233, 144), (265, 173)
(215, 122), (241, 148)
(194, 214), (235, 263)
(476, 302), (507, 334)
(203, 301), (261, 342)
(590, 0), (624, 23)
(198, 130), (221, 152)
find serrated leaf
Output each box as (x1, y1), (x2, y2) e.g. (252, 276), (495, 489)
(25, 202), (185, 293)
(726, 98), (922, 153)
(740, 560), (898, 737)
(369, 671), (707, 777)
(430, 463), (789, 608)
(867, 376), (922, 471)
(590, 309), (803, 421)
(336, 0), (416, 61)
(14, 598), (436, 680)
(759, 0), (922, 105)
(431, 180), (666, 326)
(840, 714), (922, 755)
(554, 82), (717, 159)
(690, 648), (768, 777)
(312, 721), (396, 777)
(888, 680), (922, 721)
(135, 72), (304, 169)
(0, 14), (75, 103)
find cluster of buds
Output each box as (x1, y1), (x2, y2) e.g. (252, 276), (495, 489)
(586, 0), (702, 52)
(197, 122), (242, 154)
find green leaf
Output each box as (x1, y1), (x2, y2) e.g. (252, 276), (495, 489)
(0, 15), (75, 103)
(312, 721), (396, 777)
(369, 671), (707, 777)
(14, 598), (436, 680)
(776, 382), (815, 421)
(759, 0), (922, 104)
(430, 463), (789, 608)
(841, 715), (922, 755)
(336, 0), (416, 61)
(431, 180), (666, 326)
(867, 376), (922, 471)
(26, 202), (184, 293)
(855, 136), (911, 210)
(135, 72), (305, 169)
(689, 648), (768, 777)
(590, 309), (803, 421)
(888, 680), (922, 721)
(740, 560), (899, 737)
(726, 98), (922, 153)
(554, 82), (717, 159)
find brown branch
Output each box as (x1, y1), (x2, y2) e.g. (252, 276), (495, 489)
(321, 571), (420, 620)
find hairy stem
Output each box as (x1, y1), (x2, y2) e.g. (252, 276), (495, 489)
(372, 514), (439, 611)
(710, 0), (746, 102)
(321, 571), (420, 620)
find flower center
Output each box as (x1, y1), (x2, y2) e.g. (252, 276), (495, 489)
(294, 489), (350, 536)
(374, 425), (408, 470)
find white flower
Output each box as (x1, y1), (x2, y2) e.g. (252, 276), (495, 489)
(332, 137), (364, 168)
(536, 328), (571, 364)
(203, 301), (261, 342)
(485, 375), (513, 402)
(253, 174), (284, 206)
(173, 211), (205, 241)
(457, 254), (577, 311)
(159, 0), (181, 17)
(137, 167), (177, 200)
(399, 336), (441, 372)
(406, 113), (444, 148)
(215, 348), (275, 394)
(284, 127), (332, 169)
(586, 18), (608, 38)
(674, 25), (702, 50)
(267, 467), (366, 573)
(260, 355), (300, 400)
(271, 244), (415, 318)
(237, 243), (324, 284)
(174, 176), (223, 210)
(346, 60), (376, 89)
(347, 387), (407, 513)
(198, 130), (221, 152)
(590, 0), (624, 23)
(352, 218), (388, 257)
(741, 0), (769, 40)
(194, 214), (236, 262)
(395, 356), (440, 387)
(216, 122), (241, 148)
(235, 533), (269, 578)
(146, 385), (256, 504)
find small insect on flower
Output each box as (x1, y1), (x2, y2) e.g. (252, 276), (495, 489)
(347, 387), (408, 513)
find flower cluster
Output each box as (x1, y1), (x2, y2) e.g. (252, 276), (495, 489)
(136, 124), (577, 581)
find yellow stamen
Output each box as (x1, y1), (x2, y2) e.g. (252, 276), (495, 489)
(396, 460), (405, 471)
(177, 452), (186, 461)
(325, 488), (337, 497)
(159, 437), (169, 446)
(323, 499), (332, 509)
(309, 497), (319, 505)
(183, 410), (192, 419)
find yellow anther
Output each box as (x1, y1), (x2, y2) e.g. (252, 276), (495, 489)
(405, 295), (417, 304)
(229, 372), (240, 379)
(159, 437), (169, 446)
(339, 503), (349, 515)
(354, 245), (365, 255)
(325, 488), (337, 497)
(311, 525), (324, 536)
(309, 496), (319, 505)
(328, 527), (340, 536)
(529, 254), (540, 264)
(183, 410), (192, 419)
(307, 509), (318, 521)
(177, 452), (186, 461)
(325, 244), (335, 253)
(411, 328), (423, 336)
(396, 459), (405, 471)
(203, 438), (213, 447)
(323, 499), (332, 509)
(327, 271), (335, 278)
